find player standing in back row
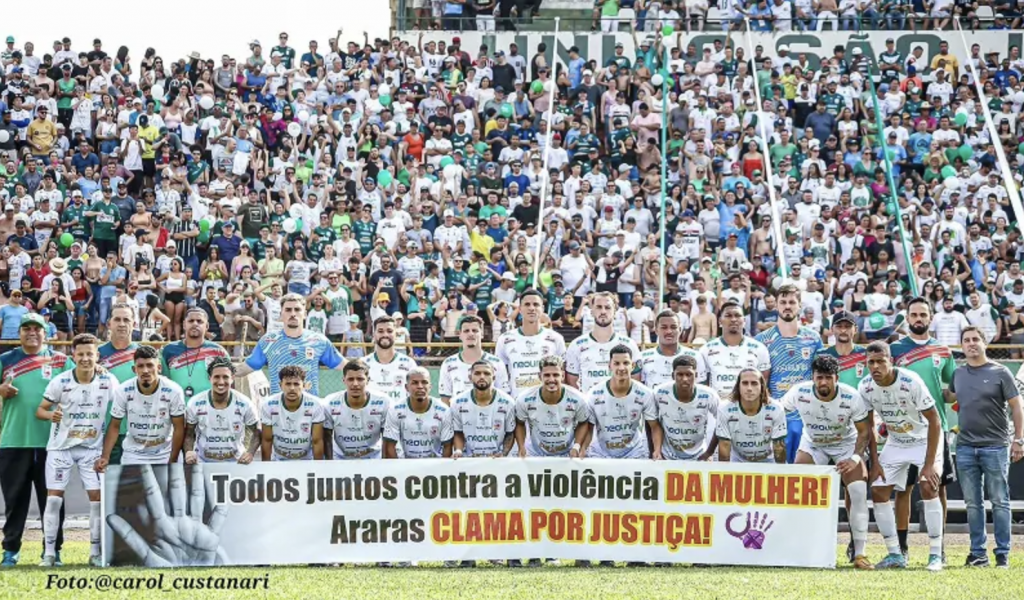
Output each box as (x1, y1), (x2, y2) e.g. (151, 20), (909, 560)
(699, 302), (771, 397)
(565, 292), (641, 392)
(755, 284), (824, 463)
(439, 315), (509, 404)
(495, 289), (566, 398)
(636, 310), (708, 388)
(36, 334), (122, 567)
(859, 342), (945, 572)
(365, 316), (419, 405)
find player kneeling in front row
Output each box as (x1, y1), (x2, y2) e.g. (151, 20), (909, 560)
(859, 342), (945, 572)
(780, 355), (874, 570)
(654, 355), (719, 461)
(37, 334), (123, 567)
(261, 366), (326, 461)
(717, 369), (786, 463)
(384, 367), (454, 459)
(183, 358), (260, 464)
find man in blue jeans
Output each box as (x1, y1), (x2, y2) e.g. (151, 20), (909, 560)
(950, 327), (1024, 568)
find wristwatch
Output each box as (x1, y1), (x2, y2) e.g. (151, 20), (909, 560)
(1013, 438), (1024, 446)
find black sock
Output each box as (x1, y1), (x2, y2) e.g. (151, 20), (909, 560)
(897, 529), (909, 554)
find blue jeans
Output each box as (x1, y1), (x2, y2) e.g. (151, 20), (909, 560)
(955, 444), (1012, 558)
(288, 282), (311, 296)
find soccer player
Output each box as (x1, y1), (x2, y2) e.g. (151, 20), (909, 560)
(36, 334), (122, 567)
(514, 356), (590, 458)
(780, 355), (874, 570)
(260, 366), (326, 461)
(322, 360), (390, 459)
(183, 358), (260, 464)
(755, 284), (823, 463)
(97, 303), (140, 464)
(818, 311), (868, 388)
(160, 308), (230, 402)
(699, 302), (771, 397)
(236, 293), (345, 396)
(584, 345), (661, 459)
(364, 316), (419, 405)
(716, 369), (787, 463)
(654, 355), (719, 461)
(451, 361), (517, 458)
(565, 292), (641, 392)
(0, 314), (73, 567)
(439, 314), (509, 403)
(888, 296), (956, 560)
(636, 310), (708, 388)
(384, 367), (453, 459)
(96, 346), (186, 469)
(859, 342), (945, 572)
(495, 289), (566, 397)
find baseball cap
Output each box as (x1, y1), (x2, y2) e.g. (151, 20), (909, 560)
(832, 311), (857, 326)
(20, 313), (46, 328)
(443, 209), (455, 217)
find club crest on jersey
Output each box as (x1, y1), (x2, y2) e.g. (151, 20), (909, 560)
(763, 426), (772, 436)
(630, 410), (640, 421)
(159, 409), (167, 419)
(561, 416), (572, 428)
(801, 348), (812, 360)
(301, 423), (310, 433)
(306, 348), (316, 360)
(430, 426), (439, 436)
(856, 364), (865, 377)
(932, 355), (941, 368)
(493, 421), (503, 430)
(233, 422), (242, 433)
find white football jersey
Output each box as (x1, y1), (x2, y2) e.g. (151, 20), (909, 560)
(858, 368), (934, 448)
(699, 336), (772, 397)
(260, 393), (326, 460)
(112, 376), (186, 463)
(383, 397), (454, 458)
(450, 389), (517, 457)
(587, 380), (658, 459)
(654, 382), (720, 459)
(715, 401), (787, 463)
(365, 352), (418, 405)
(321, 390), (390, 459)
(780, 381), (868, 450)
(565, 332), (642, 393)
(44, 371), (123, 452)
(636, 346), (709, 388)
(494, 328), (567, 396)
(438, 352), (510, 399)
(514, 386), (591, 456)
(185, 391), (259, 462)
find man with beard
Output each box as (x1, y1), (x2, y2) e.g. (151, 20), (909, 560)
(322, 360), (390, 460)
(260, 366), (325, 461)
(888, 297), (956, 562)
(236, 293), (345, 396)
(384, 367), (452, 459)
(98, 303), (140, 463)
(160, 309), (230, 403)
(699, 302), (771, 398)
(636, 310), (708, 388)
(364, 316), (418, 406)
(780, 355), (874, 570)
(183, 358), (260, 464)
(495, 289), (565, 397)
(859, 343), (945, 572)
(565, 292), (641, 393)
(439, 315), (509, 404)
(452, 361), (516, 459)
(755, 284), (824, 463)
(818, 311), (869, 388)
(653, 355), (719, 461)
(514, 356), (590, 458)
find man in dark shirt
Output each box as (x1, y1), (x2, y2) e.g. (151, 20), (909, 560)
(211, 221), (242, 267)
(867, 224), (896, 263)
(511, 193), (539, 225)
(491, 51), (516, 91)
(369, 255), (404, 314)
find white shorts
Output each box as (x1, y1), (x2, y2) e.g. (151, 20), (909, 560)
(46, 447), (101, 491)
(798, 437), (857, 466)
(872, 441), (943, 492)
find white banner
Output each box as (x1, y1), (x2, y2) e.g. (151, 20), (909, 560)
(103, 460), (839, 568)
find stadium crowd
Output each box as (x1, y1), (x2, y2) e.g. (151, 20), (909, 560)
(0, 24), (1023, 573)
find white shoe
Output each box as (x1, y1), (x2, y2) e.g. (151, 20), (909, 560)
(39, 555), (56, 568)
(89, 555), (104, 567)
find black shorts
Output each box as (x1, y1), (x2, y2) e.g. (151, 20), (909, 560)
(904, 436), (956, 487)
(142, 158), (156, 177)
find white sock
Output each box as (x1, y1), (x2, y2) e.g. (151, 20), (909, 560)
(89, 501), (102, 557)
(873, 500), (901, 556)
(923, 497), (944, 557)
(43, 496), (64, 558)
(847, 481), (869, 557)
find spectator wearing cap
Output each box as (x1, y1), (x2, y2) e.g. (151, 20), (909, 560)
(26, 106), (57, 161)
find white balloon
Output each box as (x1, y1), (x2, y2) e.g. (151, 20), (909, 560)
(543, 80), (553, 92)
(944, 176), (960, 189)
(651, 74), (664, 87)
(0, 130), (8, 143)
(151, 84), (165, 99)
(199, 96), (214, 110)
(282, 218), (298, 234)
(287, 122), (302, 137)
(297, 110), (310, 123)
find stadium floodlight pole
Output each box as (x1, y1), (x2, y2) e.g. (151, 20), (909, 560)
(954, 18), (1024, 224)
(532, 17), (562, 287)
(741, 20), (787, 280)
(658, 42), (669, 312)
(865, 66), (919, 296)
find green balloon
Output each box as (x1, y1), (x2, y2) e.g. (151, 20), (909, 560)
(1018, 142), (1024, 155)
(198, 230), (210, 244)
(959, 144), (972, 161)
(295, 218), (304, 232)
(59, 233), (74, 247)
(869, 313), (886, 329)
(439, 156), (454, 169)
(377, 170), (393, 186)
(886, 149), (896, 161)
(954, 112), (968, 126)
(198, 219), (210, 233)
(941, 165), (957, 179)
(379, 94), (392, 107)
(662, 25), (675, 36)
(500, 103), (514, 118)
(530, 80), (543, 94)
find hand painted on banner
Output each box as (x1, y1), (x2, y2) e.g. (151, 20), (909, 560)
(107, 463), (230, 567)
(725, 511), (774, 550)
